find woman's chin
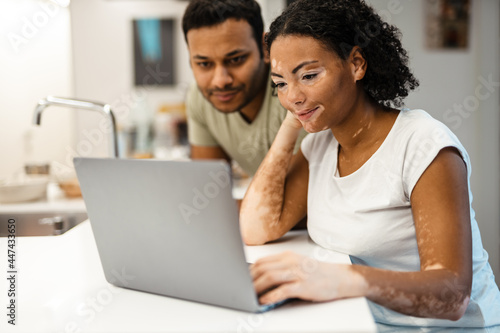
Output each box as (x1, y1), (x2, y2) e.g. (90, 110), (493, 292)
(302, 122), (329, 134)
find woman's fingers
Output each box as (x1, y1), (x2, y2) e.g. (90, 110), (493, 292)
(253, 265), (299, 295)
(251, 252), (311, 297)
(284, 110), (304, 129)
(251, 251), (304, 277)
(250, 252), (356, 304)
(259, 281), (303, 305)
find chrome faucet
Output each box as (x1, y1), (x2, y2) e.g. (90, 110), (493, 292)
(33, 96), (119, 158)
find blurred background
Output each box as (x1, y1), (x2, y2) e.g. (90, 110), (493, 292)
(0, 0), (498, 285)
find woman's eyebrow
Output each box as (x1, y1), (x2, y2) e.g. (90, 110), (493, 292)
(271, 60), (320, 78)
(292, 60), (319, 74)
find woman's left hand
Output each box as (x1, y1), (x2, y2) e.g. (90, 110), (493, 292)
(250, 251), (367, 305)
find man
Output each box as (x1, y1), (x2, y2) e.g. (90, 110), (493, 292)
(182, 0), (306, 176)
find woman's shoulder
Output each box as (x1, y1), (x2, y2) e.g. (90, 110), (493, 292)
(398, 108), (442, 127)
(395, 109), (459, 144)
(395, 108), (471, 175)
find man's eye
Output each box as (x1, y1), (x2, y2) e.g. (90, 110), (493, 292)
(227, 55), (247, 65)
(196, 62), (211, 68)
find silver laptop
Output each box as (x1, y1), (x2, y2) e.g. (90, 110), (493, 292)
(74, 157), (285, 313)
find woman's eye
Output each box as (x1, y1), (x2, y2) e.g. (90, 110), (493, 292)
(274, 82), (286, 89)
(303, 73), (317, 80)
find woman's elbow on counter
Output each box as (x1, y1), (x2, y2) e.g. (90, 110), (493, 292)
(241, 229), (272, 246)
(240, 225), (281, 246)
(422, 291), (470, 321)
(445, 295), (470, 321)
(242, 235), (267, 246)
(444, 273), (472, 321)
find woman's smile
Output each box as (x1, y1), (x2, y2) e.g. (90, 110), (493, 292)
(295, 106), (319, 122)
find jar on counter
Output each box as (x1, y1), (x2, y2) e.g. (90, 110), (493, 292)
(152, 103), (189, 160)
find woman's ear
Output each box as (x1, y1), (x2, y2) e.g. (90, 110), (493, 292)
(349, 46), (367, 82)
(262, 32), (270, 64)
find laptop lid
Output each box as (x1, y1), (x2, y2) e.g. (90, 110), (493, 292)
(74, 157), (270, 313)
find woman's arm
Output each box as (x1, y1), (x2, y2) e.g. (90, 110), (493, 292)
(240, 112), (309, 245)
(251, 147), (472, 320)
(360, 146), (472, 319)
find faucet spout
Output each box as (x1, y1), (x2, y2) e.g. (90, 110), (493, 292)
(33, 96), (119, 158)
(33, 100), (48, 126)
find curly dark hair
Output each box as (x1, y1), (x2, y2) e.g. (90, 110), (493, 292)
(182, 0), (265, 58)
(266, 0), (419, 108)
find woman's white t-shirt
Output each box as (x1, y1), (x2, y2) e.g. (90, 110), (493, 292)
(301, 109), (500, 327)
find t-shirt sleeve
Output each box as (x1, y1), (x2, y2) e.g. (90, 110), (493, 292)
(186, 83), (219, 147)
(402, 118), (470, 199)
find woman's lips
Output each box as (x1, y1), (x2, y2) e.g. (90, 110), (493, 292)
(296, 107), (319, 121)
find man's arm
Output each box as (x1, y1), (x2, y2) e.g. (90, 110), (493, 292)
(190, 144), (231, 163)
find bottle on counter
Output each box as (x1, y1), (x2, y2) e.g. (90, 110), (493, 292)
(152, 103), (189, 160)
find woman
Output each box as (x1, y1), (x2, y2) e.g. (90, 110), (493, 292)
(239, 0), (500, 328)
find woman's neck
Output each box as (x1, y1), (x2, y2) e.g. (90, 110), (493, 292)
(331, 98), (397, 154)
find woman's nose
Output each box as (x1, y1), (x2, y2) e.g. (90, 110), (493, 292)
(287, 83), (305, 106)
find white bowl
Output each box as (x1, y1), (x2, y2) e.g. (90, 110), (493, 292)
(0, 176), (49, 203)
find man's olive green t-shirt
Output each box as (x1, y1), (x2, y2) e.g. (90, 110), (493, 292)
(186, 77), (307, 176)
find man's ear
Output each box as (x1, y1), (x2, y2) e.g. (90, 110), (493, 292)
(262, 32), (270, 64)
(349, 46), (367, 82)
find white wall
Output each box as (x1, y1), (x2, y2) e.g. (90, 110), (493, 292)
(0, 0), (74, 179)
(69, 0), (193, 158)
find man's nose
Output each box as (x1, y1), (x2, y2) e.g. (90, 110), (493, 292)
(212, 65), (233, 88)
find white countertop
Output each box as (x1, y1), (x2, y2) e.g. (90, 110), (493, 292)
(0, 183), (86, 214)
(0, 178), (249, 213)
(0, 220), (376, 333)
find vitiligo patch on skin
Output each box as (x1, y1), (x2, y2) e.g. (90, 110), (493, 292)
(252, 146), (295, 233)
(358, 266), (471, 320)
(256, 149), (291, 196)
(377, 286), (469, 319)
(271, 58), (283, 74)
(423, 263), (445, 271)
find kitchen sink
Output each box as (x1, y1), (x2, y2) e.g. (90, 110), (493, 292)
(0, 211), (88, 237)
